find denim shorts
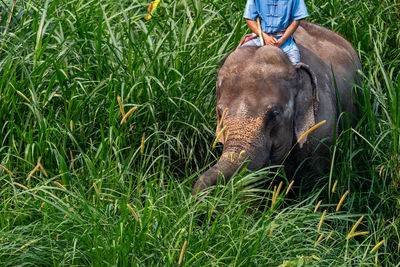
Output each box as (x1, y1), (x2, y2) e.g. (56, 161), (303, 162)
(241, 35), (300, 65)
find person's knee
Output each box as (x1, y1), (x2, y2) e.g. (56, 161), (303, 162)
(241, 37), (261, 47)
(285, 49), (300, 65)
(288, 53), (300, 65)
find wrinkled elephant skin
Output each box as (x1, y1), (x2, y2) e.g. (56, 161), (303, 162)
(193, 21), (361, 195)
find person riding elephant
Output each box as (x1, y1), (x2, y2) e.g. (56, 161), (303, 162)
(193, 21), (361, 195)
(242, 0), (309, 65)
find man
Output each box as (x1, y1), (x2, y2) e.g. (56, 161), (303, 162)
(242, 0), (309, 65)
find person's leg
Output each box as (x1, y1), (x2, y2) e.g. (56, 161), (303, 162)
(240, 35), (300, 65)
(278, 36), (301, 65)
(283, 44), (300, 65)
(241, 37), (262, 47)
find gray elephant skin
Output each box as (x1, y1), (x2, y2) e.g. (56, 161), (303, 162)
(193, 21), (361, 195)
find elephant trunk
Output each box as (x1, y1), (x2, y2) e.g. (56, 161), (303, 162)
(192, 144), (270, 195)
(192, 159), (237, 195)
(192, 115), (272, 195)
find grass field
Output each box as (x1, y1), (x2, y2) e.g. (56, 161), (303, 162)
(0, 0), (399, 265)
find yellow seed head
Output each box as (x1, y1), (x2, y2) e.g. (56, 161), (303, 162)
(219, 108), (229, 127)
(346, 216), (364, 240)
(270, 182), (282, 210)
(379, 166), (384, 178)
(27, 162), (40, 181)
(224, 130), (230, 143)
(269, 222), (275, 237)
(285, 180), (294, 195)
(13, 182), (28, 190)
(369, 240), (384, 254)
(120, 106), (137, 125)
(93, 183), (99, 195)
(54, 181), (67, 191)
(314, 233), (324, 248)
(325, 230), (333, 241)
(347, 231), (369, 239)
(70, 150), (75, 170)
(100, 197), (114, 203)
(314, 200), (322, 213)
(178, 240), (187, 265)
(38, 160), (48, 177)
(0, 164), (15, 177)
(297, 120), (326, 144)
(127, 204), (139, 221)
(13, 239), (37, 253)
(16, 90), (30, 103)
(141, 133), (145, 154)
(336, 190), (349, 211)
(332, 180), (338, 193)
(317, 210), (327, 232)
(117, 96), (125, 116)
(275, 181), (283, 199)
(213, 126), (226, 149)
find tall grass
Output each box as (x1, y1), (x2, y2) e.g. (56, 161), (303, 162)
(0, 0), (399, 265)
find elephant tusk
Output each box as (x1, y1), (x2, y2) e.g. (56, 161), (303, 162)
(296, 120), (326, 144)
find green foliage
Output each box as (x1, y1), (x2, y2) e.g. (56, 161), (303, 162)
(0, 0), (399, 265)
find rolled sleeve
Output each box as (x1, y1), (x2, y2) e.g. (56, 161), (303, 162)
(243, 0), (258, 21)
(291, 0), (309, 21)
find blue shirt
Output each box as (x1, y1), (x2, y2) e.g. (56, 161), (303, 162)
(244, 0), (309, 34)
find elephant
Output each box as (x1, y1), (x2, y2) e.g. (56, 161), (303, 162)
(192, 21), (362, 195)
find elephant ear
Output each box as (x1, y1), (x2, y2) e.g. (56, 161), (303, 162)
(294, 63), (319, 148)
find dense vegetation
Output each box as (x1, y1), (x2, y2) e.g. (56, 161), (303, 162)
(0, 0), (399, 265)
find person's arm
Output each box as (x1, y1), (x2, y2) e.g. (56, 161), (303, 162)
(276, 0), (309, 47)
(275, 20), (301, 47)
(246, 19), (278, 46)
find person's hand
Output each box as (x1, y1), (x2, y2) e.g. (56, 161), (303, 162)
(262, 32), (277, 46)
(274, 38), (284, 48)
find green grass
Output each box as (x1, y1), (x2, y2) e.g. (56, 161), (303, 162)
(0, 0), (399, 265)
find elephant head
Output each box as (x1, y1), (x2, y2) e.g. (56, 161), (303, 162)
(193, 46), (319, 195)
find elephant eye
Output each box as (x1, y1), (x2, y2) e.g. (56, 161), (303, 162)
(270, 110), (280, 120)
